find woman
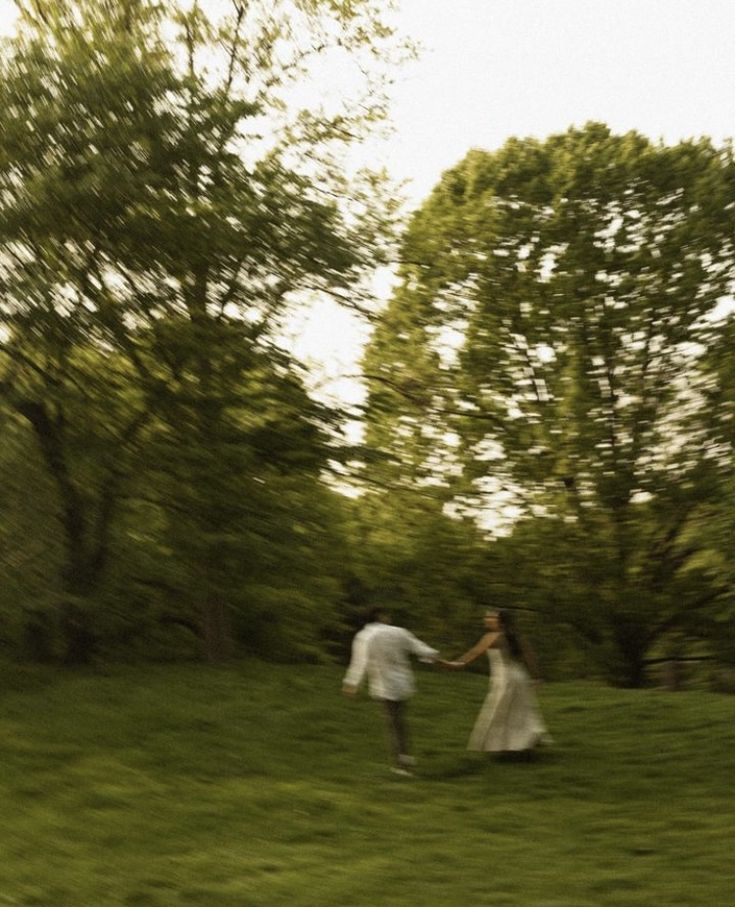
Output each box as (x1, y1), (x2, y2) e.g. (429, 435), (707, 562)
(443, 609), (549, 755)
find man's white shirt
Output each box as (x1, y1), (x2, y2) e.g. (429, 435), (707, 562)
(343, 622), (439, 701)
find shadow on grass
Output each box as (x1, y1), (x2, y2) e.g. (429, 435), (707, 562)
(419, 755), (488, 780)
(419, 747), (560, 780)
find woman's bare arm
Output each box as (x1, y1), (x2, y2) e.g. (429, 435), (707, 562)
(445, 632), (499, 668)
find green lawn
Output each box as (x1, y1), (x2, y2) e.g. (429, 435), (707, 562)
(1, 661), (734, 906)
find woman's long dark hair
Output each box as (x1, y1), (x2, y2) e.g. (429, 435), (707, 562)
(496, 609), (524, 662)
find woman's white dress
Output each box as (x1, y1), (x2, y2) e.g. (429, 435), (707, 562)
(468, 643), (549, 752)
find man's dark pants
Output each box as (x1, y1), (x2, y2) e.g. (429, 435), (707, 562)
(381, 699), (410, 764)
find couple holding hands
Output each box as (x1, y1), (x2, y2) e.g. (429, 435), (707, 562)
(342, 607), (549, 775)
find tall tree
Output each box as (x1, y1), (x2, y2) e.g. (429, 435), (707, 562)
(0, 406), (63, 660)
(0, 0), (404, 661)
(365, 124), (735, 685)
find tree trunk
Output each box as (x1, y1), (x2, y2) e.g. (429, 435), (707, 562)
(59, 559), (99, 665)
(190, 313), (234, 663)
(60, 601), (96, 665)
(22, 609), (55, 662)
(18, 399), (101, 664)
(611, 618), (648, 687)
(201, 597), (231, 662)
(619, 652), (647, 688)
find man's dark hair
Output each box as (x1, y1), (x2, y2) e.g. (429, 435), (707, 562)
(366, 607), (387, 624)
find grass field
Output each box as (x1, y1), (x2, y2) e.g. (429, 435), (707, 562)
(1, 660), (734, 906)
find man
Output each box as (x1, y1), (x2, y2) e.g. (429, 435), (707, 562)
(342, 607), (439, 775)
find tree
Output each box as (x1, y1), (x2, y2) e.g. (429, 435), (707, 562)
(0, 0), (404, 661)
(325, 487), (492, 663)
(365, 124), (735, 685)
(0, 406), (63, 660)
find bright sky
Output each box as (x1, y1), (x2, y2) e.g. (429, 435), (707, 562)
(2, 0), (734, 415)
(295, 0), (735, 414)
(5, 0), (733, 198)
(379, 0), (735, 205)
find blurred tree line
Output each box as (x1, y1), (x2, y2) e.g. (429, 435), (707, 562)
(1, 3), (734, 686)
(364, 125), (735, 686)
(0, 0), (402, 664)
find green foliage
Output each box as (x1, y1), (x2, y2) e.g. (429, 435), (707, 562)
(0, 409), (63, 659)
(0, 0), (404, 662)
(365, 124), (735, 685)
(327, 492), (492, 658)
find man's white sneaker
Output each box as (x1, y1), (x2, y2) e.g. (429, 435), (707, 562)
(390, 766), (414, 777)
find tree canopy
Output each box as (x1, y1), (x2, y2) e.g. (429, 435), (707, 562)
(364, 124), (735, 684)
(0, 0), (405, 662)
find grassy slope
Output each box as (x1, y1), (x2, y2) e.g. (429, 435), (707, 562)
(0, 662), (734, 906)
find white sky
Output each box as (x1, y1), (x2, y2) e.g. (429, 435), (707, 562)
(295, 0), (735, 415)
(377, 0), (735, 205)
(5, 0), (733, 199)
(2, 0), (734, 418)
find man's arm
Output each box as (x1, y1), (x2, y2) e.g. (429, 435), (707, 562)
(403, 630), (439, 663)
(342, 632), (369, 696)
